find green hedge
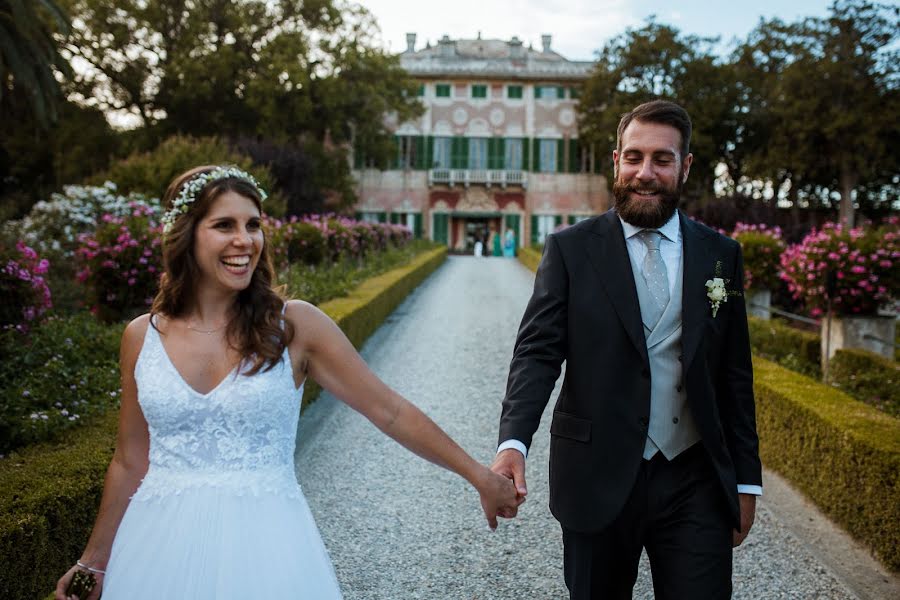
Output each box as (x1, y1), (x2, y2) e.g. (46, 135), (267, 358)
(830, 348), (899, 418)
(746, 316), (820, 377)
(754, 356), (900, 571)
(517, 246), (543, 274)
(1, 246), (447, 600)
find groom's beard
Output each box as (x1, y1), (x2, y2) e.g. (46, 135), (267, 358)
(613, 177), (682, 229)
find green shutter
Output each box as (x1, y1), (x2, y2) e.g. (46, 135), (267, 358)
(377, 212), (387, 223)
(433, 213), (449, 244)
(568, 139), (579, 173)
(531, 138), (540, 171)
(355, 212), (362, 220)
(568, 214), (577, 225)
(414, 213), (423, 238)
(414, 136), (425, 170)
(488, 138), (505, 169)
(451, 137), (467, 169)
(426, 136), (434, 169)
(521, 138), (530, 172)
(389, 213), (399, 224)
(557, 139), (565, 173)
(531, 215), (539, 245)
(557, 86), (565, 99)
(555, 215), (563, 227)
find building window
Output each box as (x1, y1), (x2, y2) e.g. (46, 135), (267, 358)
(504, 138), (523, 170)
(395, 136), (418, 169)
(535, 85), (564, 100)
(435, 83), (451, 98)
(468, 138), (488, 169)
(359, 211), (385, 224)
(471, 84), (487, 99)
(433, 137), (452, 168)
(417, 84), (425, 97)
(569, 86), (581, 99)
(538, 139), (558, 172)
(535, 215), (559, 245)
(507, 85), (523, 99)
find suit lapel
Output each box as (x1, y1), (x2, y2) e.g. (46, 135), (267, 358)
(585, 210), (650, 369)
(680, 212), (712, 369)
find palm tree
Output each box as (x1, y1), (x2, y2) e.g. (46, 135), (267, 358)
(0, 0), (71, 128)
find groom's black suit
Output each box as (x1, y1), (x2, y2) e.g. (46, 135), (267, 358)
(499, 209), (761, 594)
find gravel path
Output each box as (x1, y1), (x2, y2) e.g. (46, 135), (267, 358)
(296, 256), (860, 599)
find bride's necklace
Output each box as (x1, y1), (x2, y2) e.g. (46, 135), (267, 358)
(185, 320), (228, 335)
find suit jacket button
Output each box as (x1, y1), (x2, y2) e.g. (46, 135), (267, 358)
(639, 416), (649, 427)
(672, 417), (679, 424)
(676, 384), (683, 392)
(678, 354), (683, 362)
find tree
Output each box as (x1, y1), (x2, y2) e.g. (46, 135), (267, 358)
(577, 19), (741, 204)
(59, 0), (422, 209)
(734, 1), (899, 226)
(0, 0), (71, 128)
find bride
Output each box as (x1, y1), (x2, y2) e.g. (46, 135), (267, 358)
(55, 165), (521, 599)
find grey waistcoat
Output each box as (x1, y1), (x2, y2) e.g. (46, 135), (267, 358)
(630, 251), (701, 460)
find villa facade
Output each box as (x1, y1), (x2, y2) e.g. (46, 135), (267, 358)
(352, 33), (609, 252)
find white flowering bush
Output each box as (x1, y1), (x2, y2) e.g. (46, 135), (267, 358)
(8, 182), (161, 258)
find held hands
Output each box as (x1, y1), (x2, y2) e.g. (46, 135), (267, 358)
(489, 448), (529, 520)
(732, 493), (756, 547)
(55, 563), (104, 600)
(476, 464), (525, 530)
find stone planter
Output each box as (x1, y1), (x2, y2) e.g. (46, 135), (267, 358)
(821, 315), (897, 363)
(745, 288), (772, 320)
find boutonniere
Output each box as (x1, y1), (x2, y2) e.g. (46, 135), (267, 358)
(706, 260), (742, 318)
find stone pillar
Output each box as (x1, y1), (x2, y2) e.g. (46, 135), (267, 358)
(821, 315), (897, 363)
(746, 289), (772, 320)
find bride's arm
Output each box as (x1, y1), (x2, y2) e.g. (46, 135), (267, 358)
(286, 301), (522, 528)
(55, 315), (151, 599)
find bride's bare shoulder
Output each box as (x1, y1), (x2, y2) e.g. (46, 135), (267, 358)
(283, 300), (336, 341)
(120, 313), (153, 358)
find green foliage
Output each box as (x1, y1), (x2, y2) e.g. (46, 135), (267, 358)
(730, 224), (785, 291)
(90, 135), (284, 216)
(0, 313), (122, 454)
(753, 356), (900, 571)
(830, 348), (899, 417)
(0, 0), (71, 128)
(283, 239), (439, 306)
(746, 316), (821, 377)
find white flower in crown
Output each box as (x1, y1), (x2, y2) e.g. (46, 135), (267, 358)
(705, 277), (728, 317)
(161, 167), (267, 234)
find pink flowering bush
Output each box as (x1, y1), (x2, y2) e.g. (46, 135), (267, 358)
(779, 219), (899, 317)
(731, 223), (786, 291)
(75, 204), (163, 322)
(0, 241), (52, 331)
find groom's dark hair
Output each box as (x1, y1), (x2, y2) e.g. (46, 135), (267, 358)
(616, 100), (692, 159)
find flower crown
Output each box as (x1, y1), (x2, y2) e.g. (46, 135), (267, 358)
(161, 166), (268, 234)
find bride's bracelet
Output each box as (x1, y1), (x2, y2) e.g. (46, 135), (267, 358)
(76, 560), (106, 575)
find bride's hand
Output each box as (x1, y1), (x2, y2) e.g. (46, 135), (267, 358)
(55, 564), (104, 600)
(476, 467), (525, 530)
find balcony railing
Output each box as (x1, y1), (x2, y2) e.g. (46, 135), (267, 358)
(428, 169), (527, 189)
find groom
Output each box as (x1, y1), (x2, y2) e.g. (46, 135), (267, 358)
(492, 100), (761, 599)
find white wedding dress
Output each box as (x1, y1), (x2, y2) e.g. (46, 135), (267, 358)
(102, 316), (342, 598)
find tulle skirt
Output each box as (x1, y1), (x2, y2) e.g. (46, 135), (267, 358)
(102, 486), (342, 599)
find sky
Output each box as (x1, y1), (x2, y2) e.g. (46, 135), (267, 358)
(357, 0), (836, 60)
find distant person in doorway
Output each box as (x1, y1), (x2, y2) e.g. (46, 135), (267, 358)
(503, 229), (516, 258)
(491, 100), (761, 599)
(491, 228), (502, 257)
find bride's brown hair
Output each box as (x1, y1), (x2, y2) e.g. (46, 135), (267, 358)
(151, 165), (293, 375)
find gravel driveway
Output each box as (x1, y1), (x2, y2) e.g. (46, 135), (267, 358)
(296, 256), (858, 599)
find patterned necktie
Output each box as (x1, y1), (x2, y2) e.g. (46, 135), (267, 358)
(638, 230), (669, 329)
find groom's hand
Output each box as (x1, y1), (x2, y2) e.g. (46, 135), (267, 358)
(490, 449), (528, 518)
(732, 493), (756, 547)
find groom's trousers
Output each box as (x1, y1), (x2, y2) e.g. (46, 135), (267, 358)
(561, 443), (733, 600)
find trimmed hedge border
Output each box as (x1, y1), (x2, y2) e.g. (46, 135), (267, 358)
(830, 348), (900, 418)
(1, 246), (447, 600)
(517, 251), (900, 571)
(518, 246), (543, 274)
(746, 316), (820, 376)
(754, 356), (900, 571)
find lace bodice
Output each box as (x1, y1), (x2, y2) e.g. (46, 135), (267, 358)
(132, 317), (303, 501)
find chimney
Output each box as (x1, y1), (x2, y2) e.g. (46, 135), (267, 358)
(406, 33), (416, 53)
(439, 34), (455, 58)
(508, 35), (524, 59)
(541, 34), (552, 53)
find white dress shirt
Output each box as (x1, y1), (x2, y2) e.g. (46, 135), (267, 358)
(499, 212), (762, 496)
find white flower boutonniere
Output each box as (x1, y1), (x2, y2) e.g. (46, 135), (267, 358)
(705, 277), (728, 318)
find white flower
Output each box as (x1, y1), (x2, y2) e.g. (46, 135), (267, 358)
(705, 277), (728, 317)
(161, 166), (267, 234)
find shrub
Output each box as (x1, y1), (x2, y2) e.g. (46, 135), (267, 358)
(75, 205), (163, 323)
(829, 348), (899, 418)
(91, 135), (285, 217)
(780, 219), (899, 317)
(746, 316), (820, 377)
(0, 241), (52, 332)
(730, 223), (785, 291)
(0, 314), (123, 454)
(754, 356), (900, 571)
